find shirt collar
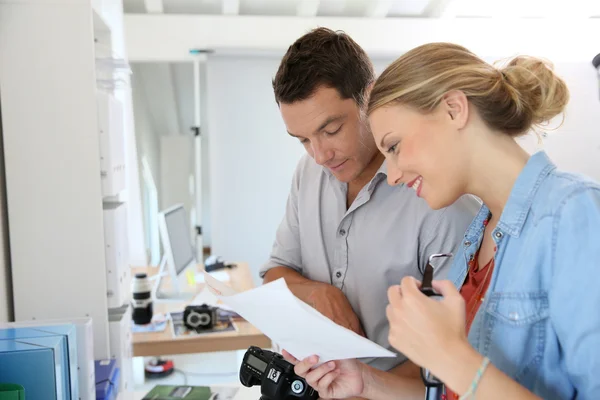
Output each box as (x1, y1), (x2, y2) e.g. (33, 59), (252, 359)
(323, 158), (389, 189)
(497, 150), (556, 237)
(367, 159), (388, 191)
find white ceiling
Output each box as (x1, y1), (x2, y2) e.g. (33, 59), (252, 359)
(128, 0), (600, 141)
(123, 0), (600, 18)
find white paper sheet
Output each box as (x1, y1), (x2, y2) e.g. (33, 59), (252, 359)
(202, 271), (396, 364)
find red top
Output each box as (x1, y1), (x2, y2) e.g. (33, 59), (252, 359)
(446, 255), (495, 400)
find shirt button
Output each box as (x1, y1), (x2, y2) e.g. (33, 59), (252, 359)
(495, 231), (503, 239)
(339, 229), (346, 236)
(464, 240), (471, 247)
(336, 271), (342, 278)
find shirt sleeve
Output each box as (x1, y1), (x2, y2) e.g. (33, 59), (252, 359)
(550, 187), (600, 398)
(258, 158), (304, 278)
(418, 195), (479, 280)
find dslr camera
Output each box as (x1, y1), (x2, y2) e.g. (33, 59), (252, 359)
(183, 304), (217, 332)
(240, 346), (318, 400)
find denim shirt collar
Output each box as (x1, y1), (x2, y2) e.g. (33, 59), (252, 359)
(464, 151), (556, 242)
(497, 151), (556, 237)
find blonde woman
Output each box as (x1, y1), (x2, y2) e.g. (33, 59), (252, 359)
(284, 43), (600, 400)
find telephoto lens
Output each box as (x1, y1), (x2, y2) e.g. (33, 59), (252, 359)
(131, 273), (153, 325)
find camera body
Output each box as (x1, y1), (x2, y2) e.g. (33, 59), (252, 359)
(240, 347), (318, 400)
(183, 304), (217, 332)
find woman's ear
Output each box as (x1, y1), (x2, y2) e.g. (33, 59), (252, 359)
(442, 90), (469, 129)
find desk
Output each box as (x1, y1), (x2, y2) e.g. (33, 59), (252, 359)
(131, 263), (271, 357)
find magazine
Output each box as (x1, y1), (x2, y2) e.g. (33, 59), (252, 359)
(142, 385), (239, 400)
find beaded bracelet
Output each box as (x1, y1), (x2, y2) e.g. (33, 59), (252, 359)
(459, 357), (490, 400)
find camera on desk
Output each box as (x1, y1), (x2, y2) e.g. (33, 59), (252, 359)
(183, 304), (218, 332)
(240, 346), (318, 400)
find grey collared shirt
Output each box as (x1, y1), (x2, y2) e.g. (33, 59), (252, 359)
(260, 154), (479, 371)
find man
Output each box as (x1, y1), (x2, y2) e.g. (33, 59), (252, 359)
(260, 28), (479, 376)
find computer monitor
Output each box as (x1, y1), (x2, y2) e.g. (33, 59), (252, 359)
(153, 204), (197, 300)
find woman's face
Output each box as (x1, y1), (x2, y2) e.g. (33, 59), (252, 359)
(369, 99), (470, 210)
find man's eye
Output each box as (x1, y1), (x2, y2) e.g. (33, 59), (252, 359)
(299, 138), (309, 144)
(325, 126), (342, 135)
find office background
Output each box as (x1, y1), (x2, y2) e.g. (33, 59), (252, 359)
(1, 0), (600, 322)
(0, 0), (599, 394)
(131, 57), (600, 288)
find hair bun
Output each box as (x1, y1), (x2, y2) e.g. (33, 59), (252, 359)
(501, 56), (569, 129)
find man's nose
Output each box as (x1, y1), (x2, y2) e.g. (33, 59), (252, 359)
(312, 141), (333, 166)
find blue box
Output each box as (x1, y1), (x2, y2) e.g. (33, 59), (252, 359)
(0, 324), (79, 400)
(95, 360), (120, 400)
(0, 337), (66, 400)
(0, 329), (70, 400)
(1, 318), (95, 400)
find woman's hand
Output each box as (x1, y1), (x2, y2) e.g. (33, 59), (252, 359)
(386, 277), (470, 379)
(282, 350), (366, 399)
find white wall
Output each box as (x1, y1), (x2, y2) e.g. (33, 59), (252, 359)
(132, 69), (161, 263)
(132, 69), (161, 200)
(160, 135), (195, 246)
(517, 62), (600, 179)
(0, 107), (13, 323)
(205, 55), (600, 284)
(131, 61), (213, 250)
(206, 55), (304, 282)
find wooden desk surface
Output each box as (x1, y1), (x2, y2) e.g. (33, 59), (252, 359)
(131, 262), (271, 357)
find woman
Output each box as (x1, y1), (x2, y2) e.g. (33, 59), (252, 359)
(283, 42), (600, 399)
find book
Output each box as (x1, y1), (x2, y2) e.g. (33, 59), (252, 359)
(131, 313), (168, 333)
(142, 385), (239, 400)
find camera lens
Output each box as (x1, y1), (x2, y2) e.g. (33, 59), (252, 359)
(291, 380), (304, 394)
(198, 314), (211, 326)
(131, 273), (153, 325)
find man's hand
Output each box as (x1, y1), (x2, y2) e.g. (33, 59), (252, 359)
(291, 280), (365, 336)
(264, 267), (365, 336)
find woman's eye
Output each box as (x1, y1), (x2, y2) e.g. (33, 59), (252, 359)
(387, 143), (398, 154)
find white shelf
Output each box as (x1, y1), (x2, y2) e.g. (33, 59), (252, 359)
(0, 0), (134, 374)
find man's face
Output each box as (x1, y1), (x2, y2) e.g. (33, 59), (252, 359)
(279, 86), (378, 183)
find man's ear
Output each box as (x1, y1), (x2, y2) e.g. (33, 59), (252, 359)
(367, 81), (375, 94)
(441, 90), (469, 129)
(364, 82), (375, 102)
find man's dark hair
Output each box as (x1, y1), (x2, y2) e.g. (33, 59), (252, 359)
(273, 28), (375, 107)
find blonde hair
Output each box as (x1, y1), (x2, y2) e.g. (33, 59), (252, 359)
(368, 43), (570, 137)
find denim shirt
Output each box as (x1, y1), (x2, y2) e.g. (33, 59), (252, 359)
(447, 151), (600, 400)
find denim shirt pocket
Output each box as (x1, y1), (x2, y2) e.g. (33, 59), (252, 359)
(483, 291), (550, 382)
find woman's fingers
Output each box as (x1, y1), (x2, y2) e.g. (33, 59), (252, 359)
(281, 349), (298, 365)
(387, 285), (402, 306)
(294, 355), (320, 377)
(431, 280), (459, 296)
(315, 369), (341, 395)
(400, 276), (422, 296)
(304, 361), (336, 388)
